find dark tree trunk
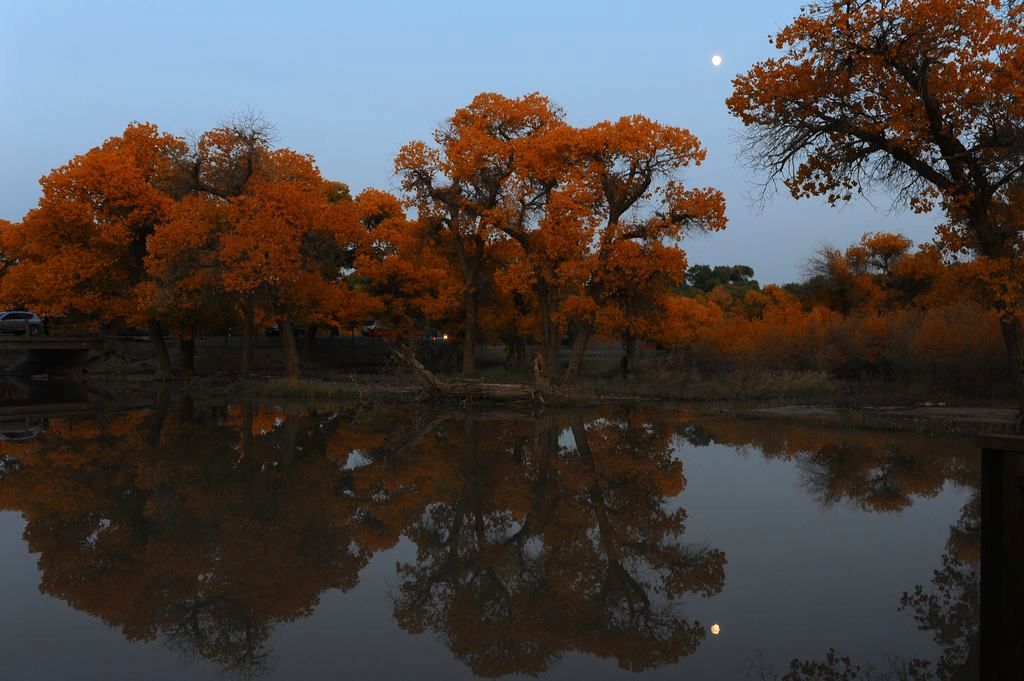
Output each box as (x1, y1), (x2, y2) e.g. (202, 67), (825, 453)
(622, 334), (638, 379)
(392, 346), (538, 402)
(570, 418), (592, 462)
(279, 319), (301, 379)
(179, 326), (195, 378)
(564, 323), (592, 381)
(463, 291), (478, 375)
(241, 302), (255, 374)
(514, 337), (528, 371)
(998, 316), (1024, 432)
(303, 324), (319, 361)
(436, 341), (460, 373)
(178, 391), (195, 424)
(279, 410), (300, 470)
(504, 341), (517, 371)
(241, 402), (254, 460)
(451, 235), (484, 377)
(544, 323), (560, 378)
(145, 383), (171, 446)
(147, 319), (171, 380)
(504, 336), (528, 372)
(536, 283), (560, 375)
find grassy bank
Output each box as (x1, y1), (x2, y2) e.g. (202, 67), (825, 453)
(234, 368), (1018, 435)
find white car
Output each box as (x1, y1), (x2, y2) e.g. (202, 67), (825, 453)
(0, 417), (43, 441)
(0, 311), (45, 336)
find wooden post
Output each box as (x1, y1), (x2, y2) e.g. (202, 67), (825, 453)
(978, 435), (1024, 681)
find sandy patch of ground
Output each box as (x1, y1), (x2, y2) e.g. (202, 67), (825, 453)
(747, 404), (1018, 435)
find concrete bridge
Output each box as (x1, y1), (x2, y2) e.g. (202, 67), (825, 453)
(0, 336), (103, 351)
(0, 336), (104, 375)
(0, 377), (95, 443)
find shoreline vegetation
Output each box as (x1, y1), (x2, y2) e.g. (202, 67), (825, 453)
(258, 372), (1018, 436)
(48, 342), (1016, 436)
(12, 330), (1009, 436)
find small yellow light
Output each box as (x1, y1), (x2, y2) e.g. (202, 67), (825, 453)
(710, 624), (721, 635)
(442, 334), (448, 340)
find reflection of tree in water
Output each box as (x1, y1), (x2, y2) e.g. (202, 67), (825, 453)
(355, 410), (726, 677)
(0, 402), (724, 678)
(0, 402), (982, 680)
(682, 418), (979, 681)
(897, 491), (979, 680)
(771, 502), (979, 681)
(794, 442), (969, 513)
(0, 398), (382, 679)
(678, 418), (979, 513)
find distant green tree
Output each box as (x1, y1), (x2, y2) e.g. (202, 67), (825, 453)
(680, 264), (760, 299)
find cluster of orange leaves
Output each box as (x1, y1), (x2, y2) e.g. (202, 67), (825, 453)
(0, 122), (383, 335)
(671, 232), (1007, 387)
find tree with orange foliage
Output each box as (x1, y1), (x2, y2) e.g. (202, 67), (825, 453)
(495, 111), (727, 378)
(396, 93), (566, 374)
(149, 120), (366, 378)
(0, 219), (14, 276)
(143, 193), (234, 376)
(0, 123), (187, 377)
(488, 239), (540, 371)
(493, 122), (591, 373)
(396, 94), (726, 380)
(351, 188), (456, 342)
(656, 295), (724, 370)
(728, 0), (1024, 420)
(803, 232), (914, 314)
(218, 150), (364, 378)
(147, 118), (276, 374)
(559, 117), (727, 379)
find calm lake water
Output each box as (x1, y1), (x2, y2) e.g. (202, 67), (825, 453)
(0, 396), (979, 680)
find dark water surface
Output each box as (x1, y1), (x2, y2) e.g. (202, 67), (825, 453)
(0, 396), (978, 680)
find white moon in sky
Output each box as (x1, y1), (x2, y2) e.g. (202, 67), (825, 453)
(711, 55), (723, 67)
(711, 623), (721, 635)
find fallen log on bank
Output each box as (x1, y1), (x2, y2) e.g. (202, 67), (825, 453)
(391, 346), (542, 403)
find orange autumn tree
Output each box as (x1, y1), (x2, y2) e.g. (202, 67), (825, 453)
(351, 188), (457, 341)
(147, 120), (276, 374)
(804, 232), (960, 314)
(218, 149), (364, 378)
(727, 0), (1024, 419)
(142, 192), (232, 376)
(395, 92), (566, 374)
(803, 232), (913, 314)
(656, 295), (724, 366)
(488, 237), (542, 370)
(0, 123), (187, 375)
(0, 220), (13, 276)
(560, 117), (727, 378)
(149, 122), (366, 378)
(438, 101), (727, 379)
(494, 123), (590, 373)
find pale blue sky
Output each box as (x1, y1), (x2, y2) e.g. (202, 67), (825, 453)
(0, 0), (936, 283)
